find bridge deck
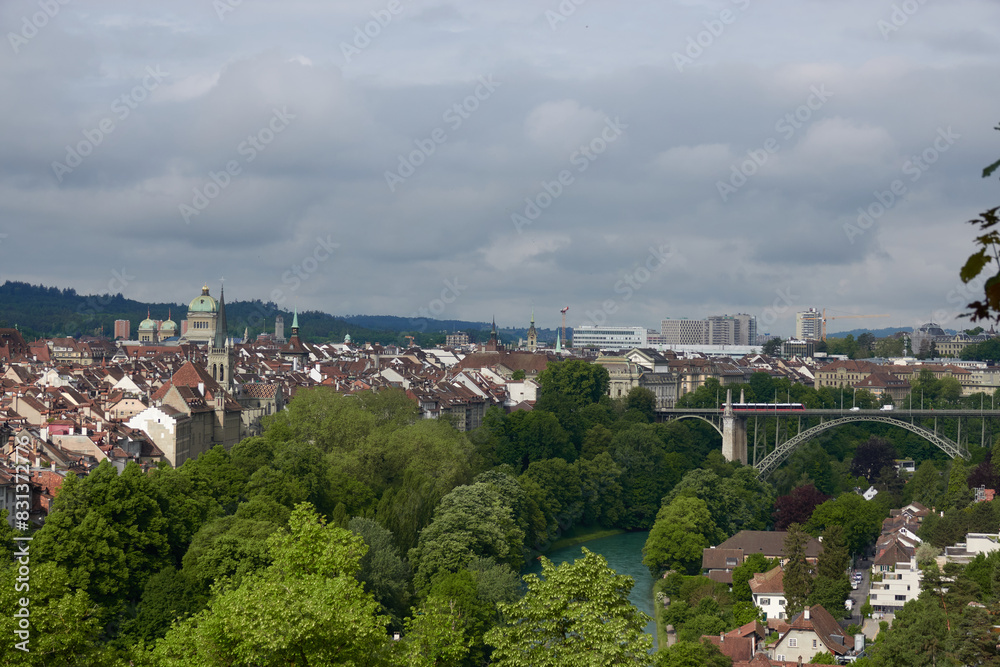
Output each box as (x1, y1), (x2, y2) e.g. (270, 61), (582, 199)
(658, 408), (998, 418)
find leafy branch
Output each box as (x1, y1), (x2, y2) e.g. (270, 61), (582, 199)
(961, 122), (1000, 322)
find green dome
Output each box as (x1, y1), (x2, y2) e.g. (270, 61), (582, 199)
(160, 319), (177, 332)
(189, 285), (218, 313)
(139, 318), (156, 330)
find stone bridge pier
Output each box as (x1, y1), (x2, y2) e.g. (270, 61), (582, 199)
(721, 389), (748, 465)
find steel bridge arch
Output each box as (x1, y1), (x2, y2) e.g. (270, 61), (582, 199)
(755, 414), (967, 480)
(669, 414), (723, 437)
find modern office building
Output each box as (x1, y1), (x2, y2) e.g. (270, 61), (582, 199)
(572, 326), (648, 351)
(662, 314), (757, 346)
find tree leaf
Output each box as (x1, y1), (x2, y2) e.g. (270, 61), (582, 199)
(960, 249), (990, 283)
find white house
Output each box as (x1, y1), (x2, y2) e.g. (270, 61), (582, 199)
(749, 566), (787, 621)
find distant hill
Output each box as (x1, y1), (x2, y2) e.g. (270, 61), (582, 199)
(826, 327), (913, 339)
(0, 280), (566, 346)
(827, 326), (976, 338)
(0, 281), (399, 344)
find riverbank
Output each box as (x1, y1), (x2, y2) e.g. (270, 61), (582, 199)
(652, 577), (670, 649)
(537, 526), (627, 556)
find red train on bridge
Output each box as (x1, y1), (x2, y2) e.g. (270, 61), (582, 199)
(724, 403), (806, 412)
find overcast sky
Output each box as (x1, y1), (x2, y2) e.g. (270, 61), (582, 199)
(1, 0), (998, 337)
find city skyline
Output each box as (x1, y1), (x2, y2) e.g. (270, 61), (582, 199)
(1, 1), (998, 334)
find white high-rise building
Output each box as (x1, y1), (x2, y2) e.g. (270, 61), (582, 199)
(796, 308), (822, 341)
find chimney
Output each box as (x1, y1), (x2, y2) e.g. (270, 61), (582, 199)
(198, 382), (205, 396)
(804, 607), (810, 620)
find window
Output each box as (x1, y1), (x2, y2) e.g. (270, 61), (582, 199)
(777, 656), (785, 662)
(813, 639), (818, 648)
(788, 638), (798, 648)
(760, 598), (770, 605)
(895, 595), (907, 601)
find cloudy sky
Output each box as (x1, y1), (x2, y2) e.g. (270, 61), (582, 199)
(1, 0), (998, 337)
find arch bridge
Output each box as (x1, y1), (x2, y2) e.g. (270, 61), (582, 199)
(658, 405), (989, 480)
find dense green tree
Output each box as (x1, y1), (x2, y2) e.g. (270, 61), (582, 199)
(181, 515), (281, 595)
(496, 410), (574, 469)
(874, 336), (905, 358)
(409, 481), (525, 593)
(946, 457), (973, 509)
(869, 596), (950, 666)
(0, 562), (109, 666)
(123, 566), (206, 644)
(644, 496), (722, 576)
(624, 386), (657, 422)
(521, 457), (584, 532)
(150, 503), (390, 666)
(806, 493), (886, 556)
(762, 338), (783, 356)
(536, 359), (610, 408)
(609, 424), (687, 529)
(663, 467), (774, 537)
(905, 460), (945, 508)
(655, 639), (733, 667)
(485, 548), (652, 666)
(576, 452), (625, 527)
(782, 524), (812, 619)
(961, 338), (1000, 361)
(32, 461), (170, 615)
(348, 517), (410, 628)
(809, 525), (851, 617)
(580, 423), (613, 459)
(399, 594), (471, 667)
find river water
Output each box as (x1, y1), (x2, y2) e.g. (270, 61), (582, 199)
(523, 530), (657, 646)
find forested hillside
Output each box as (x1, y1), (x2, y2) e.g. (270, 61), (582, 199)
(0, 281), (410, 344)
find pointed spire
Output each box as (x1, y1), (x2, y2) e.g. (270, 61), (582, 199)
(214, 284), (228, 349)
(530, 309), (534, 325)
(555, 329), (562, 352)
(292, 308), (299, 331)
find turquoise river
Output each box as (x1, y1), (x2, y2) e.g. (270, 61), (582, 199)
(523, 530), (657, 646)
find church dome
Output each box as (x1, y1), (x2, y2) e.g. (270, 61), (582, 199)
(160, 319), (178, 333)
(138, 317), (156, 331)
(189, 285), (218, 313)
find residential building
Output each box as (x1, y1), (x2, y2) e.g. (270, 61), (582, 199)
(749, 566), (787, 621)
(114, 320), (130, 340)
(769, 606), (849, 664)
(446, 332), (470, 348)
(869, 556), (921, 615)
(795, 308), (822, 341)
(702, 531), (824, 584)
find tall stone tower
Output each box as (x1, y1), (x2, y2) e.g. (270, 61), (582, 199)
(526, 310), (538, 352)
(207, 285), (235, 389)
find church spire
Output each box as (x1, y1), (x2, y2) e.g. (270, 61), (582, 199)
(214, 285), (228, 349)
